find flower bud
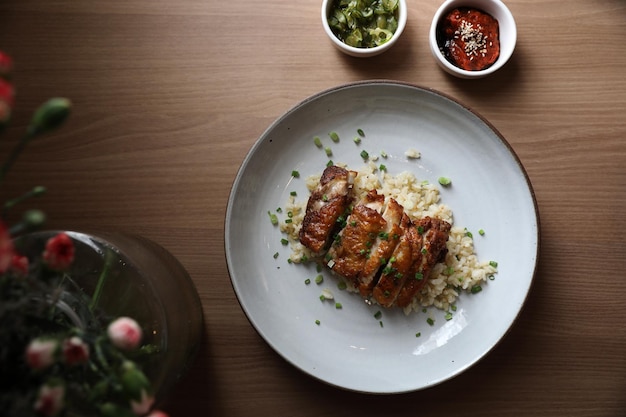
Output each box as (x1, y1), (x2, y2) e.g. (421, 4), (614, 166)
(25, 338), (58, 370)
(34, 383), (65, 417)
(42, 232), (74, 270)
(130, 389), (155, 416)
(108, 317), (143, 351)
(28, 97), (71, 136)
(120, 361), (155, 415)
(11, 254), (29, 276)
(62, 336), (90, 366)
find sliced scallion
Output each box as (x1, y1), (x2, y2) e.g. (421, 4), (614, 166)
(438, 177), (452, 186)
(313, 136), (322, 147)
(268, 211), (278, 225)
(329, 131), (340, 142)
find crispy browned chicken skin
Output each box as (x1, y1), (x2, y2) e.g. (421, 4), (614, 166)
(299, 165), (357, 254)
(300, 166), (451, 308)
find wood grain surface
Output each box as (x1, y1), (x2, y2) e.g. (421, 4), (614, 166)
(1, 0), (625, 416)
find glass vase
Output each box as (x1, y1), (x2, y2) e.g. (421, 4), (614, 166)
(13, 230), (204, 405)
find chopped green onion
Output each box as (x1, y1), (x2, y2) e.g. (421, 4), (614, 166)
(360, 150), (369, 160)
(315, 319), (321, 325)
(316, 264), (322, 273)
(451, 304), (457, 311)
(305, 278), (311, 285)
(379, 321), (384, 328)
(357, 128), (365, 137)
(415, 332), (421, 337)
(313, 136), (322, 147)
(438, 177), (452, 186)
(319, 294), (326, 301)
(374, 311), (382, 320)
(489, 261), (498, 268)
(465, 229), (473, 238)
(445, 312), (453, 321)
(290, 191), (297, 196)
(285, 219), (292, 224)
(273, 252), (279, 259)
(427, 317), (435, 326)
(415, 272), (423, 281)
(489, 274), (495, 281)
(337, 281), (347, 290)
(335, 302), (342, 309)
(276, 207), (282, 213)
(315, 274), (323, 284)
(471, 285), (483, 294)
(329, 131), (340, 142)
(291, 170), (300, 178)
(280, 238), (288, 245)
(268, 211), (278, 225)
(287, 211), (293, 218)
(326, 159), (334, 167)
(353, 136), (361, 144)
(380, 150), (388, 158)
(325, 147), (332, 157)
(479, 229), (485, 236)
(379, 164), (387, 171)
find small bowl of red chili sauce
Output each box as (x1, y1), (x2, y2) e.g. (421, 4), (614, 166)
(429, 0), (516, 78)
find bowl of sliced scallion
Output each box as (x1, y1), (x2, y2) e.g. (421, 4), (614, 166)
(322, 0), (407, 57)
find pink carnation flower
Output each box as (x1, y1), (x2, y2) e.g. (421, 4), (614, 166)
(25, 338), (58, 370)
(107, 317), (143, 350)
(34, 383), (65, 417)
(62, 336), (90, 366)
(42, 233), (75, 270)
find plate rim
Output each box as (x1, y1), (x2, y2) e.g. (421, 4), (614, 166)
(224, 80), (541, 393)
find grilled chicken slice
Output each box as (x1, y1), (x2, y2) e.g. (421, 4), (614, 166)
(326, 189), (385, 287)
(299, 165), (357, 253)
(372, 213), (421, 307)
(395, 217), (451, 308)
(357, 197), (405, 297)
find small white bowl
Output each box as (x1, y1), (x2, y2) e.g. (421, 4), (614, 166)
(429, 0), (516, 78)
(322, 0), (407, 58)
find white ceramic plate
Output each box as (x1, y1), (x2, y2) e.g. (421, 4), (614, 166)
(225, 81), (539, 393)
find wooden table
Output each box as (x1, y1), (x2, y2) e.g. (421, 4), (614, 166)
(1, 1), (624, 415)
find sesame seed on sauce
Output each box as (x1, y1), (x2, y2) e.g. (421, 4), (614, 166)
(436, 7), (501, 71)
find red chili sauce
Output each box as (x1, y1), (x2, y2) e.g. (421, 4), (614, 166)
(436, 8), (500, 71)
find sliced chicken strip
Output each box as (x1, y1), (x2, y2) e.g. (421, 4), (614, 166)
(358, 197), (405, 298)
(299, 165), (357, 253)
(326, 190), (385, 287)
(372, 214), (422, 307)
(395, 217), (451, 308)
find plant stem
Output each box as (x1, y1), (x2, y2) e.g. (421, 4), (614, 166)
(90, 248), (115, 311)
(0, 131), (34, 183)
